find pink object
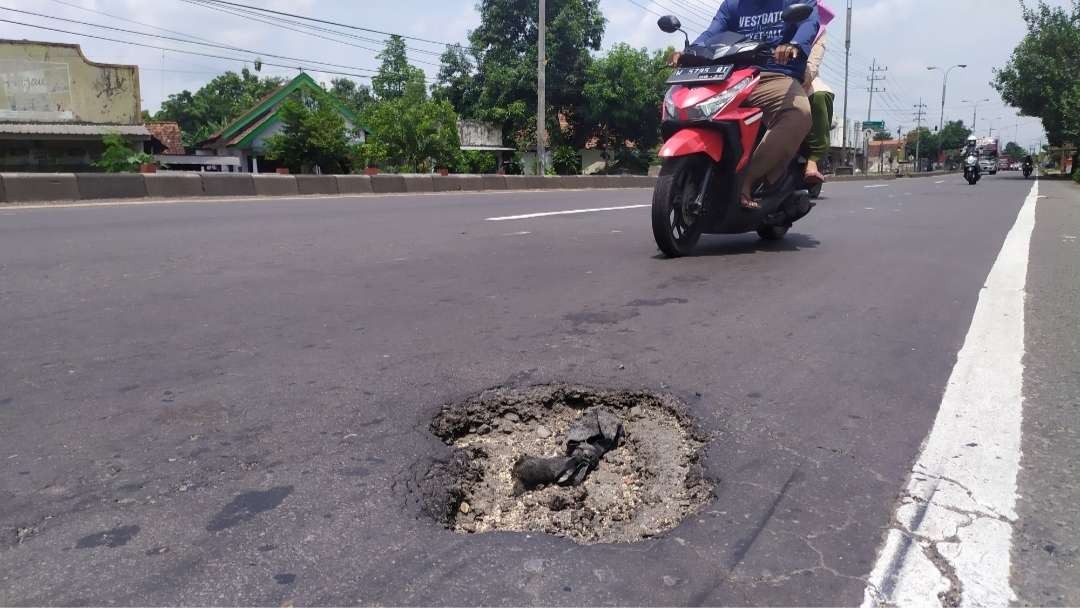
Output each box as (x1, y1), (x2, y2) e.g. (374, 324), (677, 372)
(817, 1), (835, 27)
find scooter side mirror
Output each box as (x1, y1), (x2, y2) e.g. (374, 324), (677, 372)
(657, 15), (682, 33)
(781, 3), (813, 23)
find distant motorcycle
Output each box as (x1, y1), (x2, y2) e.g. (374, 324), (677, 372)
(964, 154), (981, 185)
(1022, 160), (1034, 179)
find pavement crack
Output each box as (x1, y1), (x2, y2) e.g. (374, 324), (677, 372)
(921, 541), (963, 607)
(903, 474), (1012, 524)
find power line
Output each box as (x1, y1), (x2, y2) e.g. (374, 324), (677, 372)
(44, 0), (217, 44)
(0, 17), (387, 80)
(666, 0), (716, 23)
(0, 6), (379, 74)
(178, 0), (443, 66)
(623, 0), (699, 35)
(647, 0), (710, 30)
(191, 0), (476, 51)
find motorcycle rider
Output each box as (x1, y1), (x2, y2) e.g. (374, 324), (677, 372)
(963, 135), (981, 179)
(680, 0), (820, 209)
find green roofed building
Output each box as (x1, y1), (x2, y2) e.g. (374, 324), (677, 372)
(197, 72), (365, 173)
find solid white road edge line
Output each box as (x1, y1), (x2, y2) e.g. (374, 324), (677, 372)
(862, 181), (1039, 608)
(485, 204), (649, 221)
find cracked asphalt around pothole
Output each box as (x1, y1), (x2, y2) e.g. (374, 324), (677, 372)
(0, 175), (1077, 606)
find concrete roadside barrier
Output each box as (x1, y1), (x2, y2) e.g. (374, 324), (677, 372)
(521, 176), (550, 189)
(504, 175), (530, 190)
(481, 174), (507, 190)
(370, 174), (406, 193)
(201, 173), (255, 197)
(608, 175), (637, 188)
(579, 175), (608, 189)
(402, 175), (434, 193)
(76, 173), (148, 200)
(336, 175), (373, 194)
(0, 173), (80, 203)
(432, 175), (483, 192)
(252, 175), (299, 196)
(144, 173), (204, 198)
(296, 175), (339, 195)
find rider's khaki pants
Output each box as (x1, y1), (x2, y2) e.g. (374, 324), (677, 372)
(745, 73), (813, 190)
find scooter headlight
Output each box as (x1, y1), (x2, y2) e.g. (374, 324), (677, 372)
(685, 77), (754, 121)
(966, 155), (978, 165)
(663, 88), (678, 120)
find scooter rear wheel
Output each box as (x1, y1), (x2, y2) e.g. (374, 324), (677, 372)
(652, 155), (708, 258)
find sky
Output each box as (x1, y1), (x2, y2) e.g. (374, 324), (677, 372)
(0, 0), (1064, 150)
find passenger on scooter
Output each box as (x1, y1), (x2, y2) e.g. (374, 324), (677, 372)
(802, 1), (835, 185)
(692, 0), (820, 209)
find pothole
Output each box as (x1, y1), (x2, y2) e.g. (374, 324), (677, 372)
(425, 384), (713, 544)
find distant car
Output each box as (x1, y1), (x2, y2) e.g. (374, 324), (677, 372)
(1009, 162), (1020, 170)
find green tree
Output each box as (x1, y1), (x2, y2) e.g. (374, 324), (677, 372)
(1004, 141), (1027, 158)
(469, 0), (606, 147)
(994, 1), (1080, 152)
(432, 44), (479, 116)
(95, 133), (153, 172)
(937, 119), (973, 164)
(155, 68), (284, 148)
(904, 127), (941, 166)
(265, 91), (353, 174)
(372, 35), (427, 102)
(362, 97), (461, 172)
(330, 78), (376, 116)
(583, 44), (670, 173)
(873, 131), (893, 141)
(938, 120), (973, 152)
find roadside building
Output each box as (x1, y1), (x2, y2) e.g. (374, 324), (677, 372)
(0, 39), (150, 171)
(144, 120), (240, 172)
(867, 138), (905, 174)
(197, 72), (364, 173)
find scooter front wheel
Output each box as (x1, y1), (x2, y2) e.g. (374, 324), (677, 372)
(756, 225), (789, 241)
(652, 155), (708, 258)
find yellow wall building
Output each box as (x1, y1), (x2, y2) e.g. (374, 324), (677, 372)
(0, 39), (149, 171)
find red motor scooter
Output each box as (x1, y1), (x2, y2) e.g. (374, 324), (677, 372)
(652, 4), (815, 257)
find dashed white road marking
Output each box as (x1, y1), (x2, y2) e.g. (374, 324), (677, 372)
(502, 231), (532, 236)
(863, 182), (1039, 608)
(935, 180), (946, 184)
(865, 184), (889, 189)
(485, 204), (649, 221)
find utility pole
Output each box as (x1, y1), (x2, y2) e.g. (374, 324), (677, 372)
(914, 99), (927, 172)
(841, 0), (852, 167)
(536, 0), (546, 176)
(866, 58), (887, 122)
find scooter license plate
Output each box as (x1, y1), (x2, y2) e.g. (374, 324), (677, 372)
(667, 65), (734, 84)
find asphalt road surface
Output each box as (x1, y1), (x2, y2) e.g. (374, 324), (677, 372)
(1, 174), (1077, 606)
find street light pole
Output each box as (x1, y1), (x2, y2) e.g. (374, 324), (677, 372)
(961, 98), (990, 130)
(536, 0), (546, 176)
(841, 0), (852, 166)
(927, 64), (967, 131)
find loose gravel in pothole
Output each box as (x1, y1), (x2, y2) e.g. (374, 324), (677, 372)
(427, 385), (713, 544)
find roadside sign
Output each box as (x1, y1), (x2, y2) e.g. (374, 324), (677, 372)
(863, 121), (886, 131)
